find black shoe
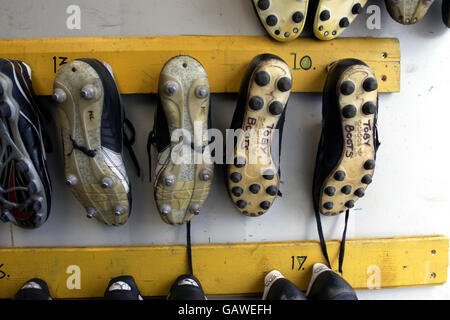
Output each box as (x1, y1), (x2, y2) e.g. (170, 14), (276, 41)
(385, 0), (435, 25)
(14, 278), (52, 300)
(306, 263), (357, 300)
(312, 58), (380, 272)
(147, 55), (214, 225)
(262, 270), (307, 300)
(0, 59), (52, 229)
(226, 54), (292, 217)
(252, 0), (309, 42)
(443, 0), (450, 27)
(167, 274), (206, 300)
(53, 59), (140, 226)
(310, 0), (368, 40)
(104, 275), (143, 300)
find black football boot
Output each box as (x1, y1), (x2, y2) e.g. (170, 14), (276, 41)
(166, 274), (207, 300)
(252, 0), (309, 42)
(0, 58), (52, 229)
(226, 54), (292, 217)
(443, 0), (450, 27)
(306, 263), (358, 300)
(14, 278), (52, 300)
(310, 0), (368, 40)
(53, 59), (139, 226)
(147, 55), (214, 225)
(262, 270), (307, 300)
(385, 0), (435, 25)
(104, 275), (144, 300)
(312, 58), (380, 273)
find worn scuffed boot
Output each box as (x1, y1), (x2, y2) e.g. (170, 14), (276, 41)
(0, 58), (52, 229)
(262, 270), (307, 300)
(53, 59), (139, 226)
(226, 54), (292, 217)
(252, 0), (309, 41)
(312, 58), (380, 273)
(311, 0), (368, 40)
(385, 0), (435, 25)
(306, 263), (358, 300)
(147, 56), (214, 225)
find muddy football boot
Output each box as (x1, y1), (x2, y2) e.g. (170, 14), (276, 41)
(0, 59), (52, 229)
(311, 0), (368, 40)
(306, 263), (357, 300)
(166, 274), (207, 300)
(252, 0), (309, 41)
(443, 0), (450, 27)
(312, 58), (380, 272)
(385, 0), (434, 25)
(262, 270), (307, 300)
(14, 278), (52, 300)
(53, 59), (139, 226)
(226, 54), (292, 217)
(147, 56), (213, 226)
(104, 275), (144, 300)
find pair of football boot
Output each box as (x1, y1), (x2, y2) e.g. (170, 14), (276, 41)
(252, 0), (369, 41)
(262, 264), (358, 300)
(147, 54), (292, 224)
(13, 274), (206, 300)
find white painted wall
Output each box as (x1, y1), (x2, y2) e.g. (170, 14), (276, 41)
(0, 0), (449, 300)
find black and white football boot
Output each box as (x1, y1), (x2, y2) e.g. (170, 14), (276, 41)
(385, 0), (435, 25)
(310, 0), (368, 40)
(166, 274), (207, 300)
(14, 278), (52, 300)
(147, 55), (214, 226)
(306, 263), (358, 300)
(53, 59), (140, 226)
(226, 54), (292, 217)
(252, 0), (309, 42)
(312, 58), (380, 273)
(104, 275), (144, 300)
(262, 270), (307, 300)
(0, 58), (52, 229)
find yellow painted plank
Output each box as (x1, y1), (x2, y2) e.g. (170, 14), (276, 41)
(0, 235), (446, 298)
(0, 36), (400, 95)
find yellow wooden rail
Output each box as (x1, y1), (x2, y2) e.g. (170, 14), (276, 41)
(0, 235), (446, 298)
(0, 36), (400, 95)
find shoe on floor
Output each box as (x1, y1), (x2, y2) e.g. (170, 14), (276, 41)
(310, 0), (368, 40)
(443, 0), (450, 28)
(313, 58), (380, 217)
(167, 274), (206, 300)
(147, 55), (214, 225)
(262, 270), (307, 300)
(306, 263), (357, 300)
(53, 58), (139, 226)
(0, 58), (52, 229)
(226, 54), (291, 217)
(385, 0), (435, 25)
(252, 0), (309, 42)
(14, 278), (52, 300)
(104, 275), (143, 300)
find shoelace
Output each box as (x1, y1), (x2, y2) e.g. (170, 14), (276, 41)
(187, 221), (193, 275)
(123, 118), (141, 177)
(67, 136), (97, 158)
(314, 208), (350, 275)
